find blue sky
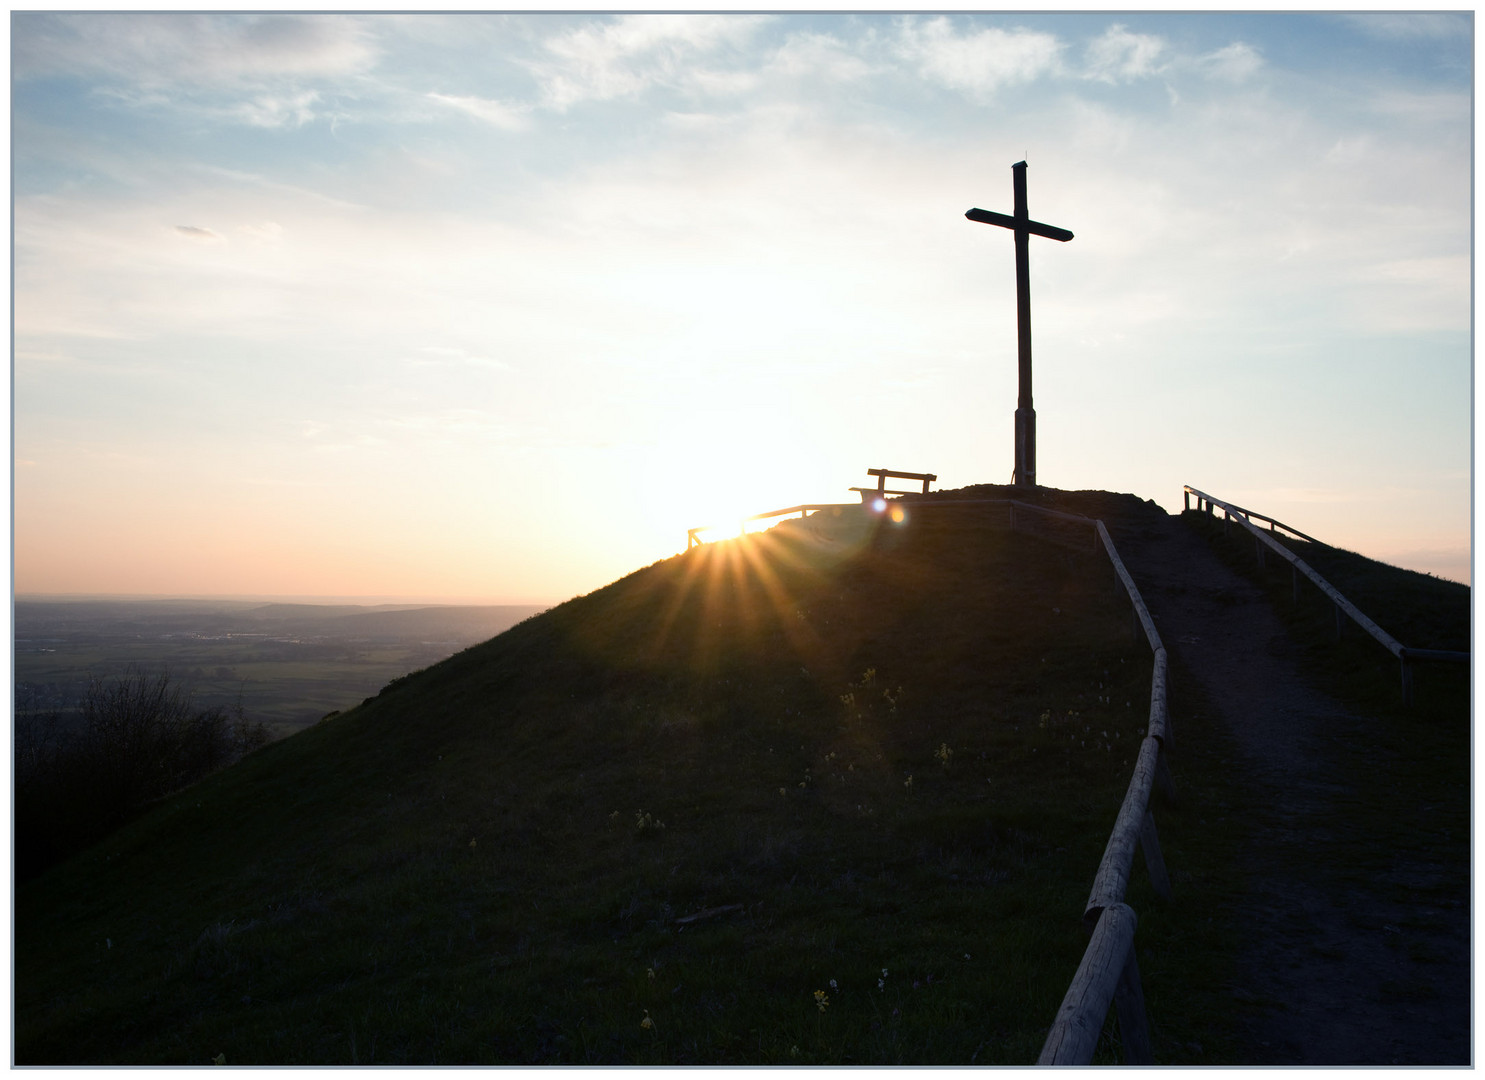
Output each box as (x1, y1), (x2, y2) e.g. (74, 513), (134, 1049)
(11, 11), (1473, 600)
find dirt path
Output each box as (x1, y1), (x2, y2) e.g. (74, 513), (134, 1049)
(1114, 515), (1469, 1066)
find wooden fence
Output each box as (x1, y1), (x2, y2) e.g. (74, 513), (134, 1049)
(1183, 485), (1469, 705)
(1003, 502), (1174, 1065)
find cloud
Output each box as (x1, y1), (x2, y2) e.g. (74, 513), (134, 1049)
(1196, 42), (1263, 83)
(1083, 24), (1166, 83)
(232, 90), (322, 128)
(895, 17), (1063, 98)
(427, 92), (531, 131)
(528, 14), (769, 110)
(766, 30), (880, 83)
(13, 13), (379, 88)
(174, 225), (220, 240)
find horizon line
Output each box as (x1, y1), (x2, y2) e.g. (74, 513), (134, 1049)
(14, 592), (561, 607)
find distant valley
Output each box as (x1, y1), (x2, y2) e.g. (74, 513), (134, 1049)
(14, 599), (549, 736)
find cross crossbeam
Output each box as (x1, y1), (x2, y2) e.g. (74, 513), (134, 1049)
(964, 207), (1074, 243)
(966, 161), (1073, 487)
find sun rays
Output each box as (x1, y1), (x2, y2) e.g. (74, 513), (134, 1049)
(646, 508), (883, 675)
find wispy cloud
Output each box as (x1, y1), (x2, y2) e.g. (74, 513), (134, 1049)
(528, 14), (769, 110)
(231, 90), (322, 128)
(895, 17), (1063, 98)
(765, 30), (880, 83)
(1195, 42), (1263, 83)
(426, 91), (531, 131)
(174, 225), (220, 240)
(1083, 24), (1166, 83)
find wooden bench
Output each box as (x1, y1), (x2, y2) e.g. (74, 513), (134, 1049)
(850, 467), (937, 502)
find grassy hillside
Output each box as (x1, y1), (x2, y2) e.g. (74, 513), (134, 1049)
(15, 491), (1245, 1065)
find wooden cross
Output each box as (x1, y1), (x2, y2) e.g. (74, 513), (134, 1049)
(966, 161), (1073, 487)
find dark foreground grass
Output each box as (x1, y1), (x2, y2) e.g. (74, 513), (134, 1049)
(18, 496), (1247, 1065)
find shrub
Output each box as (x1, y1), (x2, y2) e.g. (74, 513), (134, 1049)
(14, 670), (268, 880)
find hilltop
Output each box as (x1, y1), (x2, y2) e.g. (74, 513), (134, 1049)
(15, 484), (1467, 1064)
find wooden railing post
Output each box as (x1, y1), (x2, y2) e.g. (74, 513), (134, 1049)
(1139, 810), (1172, 902)
(1154, 744), (1177, 805)
(1113, 943), (1153, 1065)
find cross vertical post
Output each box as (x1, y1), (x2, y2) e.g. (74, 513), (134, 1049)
(1012, 161), (1035, 487)
(966, 162), (1073, 487)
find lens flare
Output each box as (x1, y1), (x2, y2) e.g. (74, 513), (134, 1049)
(889, 505), (906, 524)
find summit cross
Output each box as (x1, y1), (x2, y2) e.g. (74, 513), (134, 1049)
(966, 161), (1073, 488)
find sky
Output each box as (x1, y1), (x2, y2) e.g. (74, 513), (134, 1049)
(11, 11), (1474, 603)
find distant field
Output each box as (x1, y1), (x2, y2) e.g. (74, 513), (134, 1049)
(14, 600), (550, 736)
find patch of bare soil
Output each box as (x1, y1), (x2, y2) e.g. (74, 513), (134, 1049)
(1114, 515), (1469, 1066)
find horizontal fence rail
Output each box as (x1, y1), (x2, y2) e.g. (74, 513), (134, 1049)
(1183, 486), (1468, 705)
(686, 503), (857, 548)
(1182, 486), (1319, 544)
(688, 495), (1102, 550)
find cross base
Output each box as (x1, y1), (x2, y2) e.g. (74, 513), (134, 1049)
(1014, 407), (1037, 487)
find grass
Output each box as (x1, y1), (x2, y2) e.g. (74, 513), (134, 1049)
(16, 494), (1256, 1064)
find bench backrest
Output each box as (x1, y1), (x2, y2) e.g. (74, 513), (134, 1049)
(865, 468), (937, 494)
